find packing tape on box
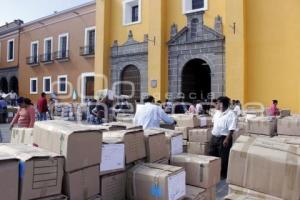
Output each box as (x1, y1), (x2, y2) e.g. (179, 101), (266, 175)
(82, 168), (89, 200)
(285, 146), (298, 192)
(240, 137), (256, 158)
(21, 131), (26, 143)
(19, 161), (26, 178)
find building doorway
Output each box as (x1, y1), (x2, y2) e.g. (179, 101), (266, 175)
(81, 72), (95, 102)
(9, 76), (18, 94)
(120, 65), (141, 102)
(0, 77), (8, 93)
(182, 59), (211, 102)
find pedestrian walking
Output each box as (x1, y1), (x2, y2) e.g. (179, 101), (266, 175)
(37, 92), (48, 121)
(9, 97), (35, 129)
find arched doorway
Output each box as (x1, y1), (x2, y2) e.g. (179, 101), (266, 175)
(0, 77), (8, 93)
(9, 76), (18, 94)
(120, 65), (141, 101)
(182, 59), (211, 102)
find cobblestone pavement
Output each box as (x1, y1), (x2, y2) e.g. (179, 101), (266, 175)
(0, 121), (228, 199)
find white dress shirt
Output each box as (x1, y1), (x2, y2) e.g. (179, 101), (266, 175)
(133, 102), (175, 129)
(212, 109), (237, 137)
(233, 105), (242, 116)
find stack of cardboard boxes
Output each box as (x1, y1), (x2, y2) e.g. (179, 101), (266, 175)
(171, 114), (213, 156)
(33, 121), (102, 200)
(3, 118), (223, 200)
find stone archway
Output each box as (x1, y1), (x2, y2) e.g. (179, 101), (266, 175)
(0, 77), (8, 93)
(182, 59), (211, 101)
(9, 76), (18, 94)
(120, 65), (141, 101)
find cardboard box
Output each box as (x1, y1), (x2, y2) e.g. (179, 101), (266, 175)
(154, 128), (183, 156)
(0, 144), (64, 200)
(273, 136), (300, 147)
(175, 126), (192, 139)
(183, 185), (216, 200)
(188, 129), (211, 143)
(171, 153), (221, 188)
(127, 163), (186, 200)
(227, 136), (300, 200)
(144, 129), (168, 162)
(100, 143), (125, 175)
(0, 152), (19, 200)
(116, 113), (134, 123)
(171, 114), (200, 128)
(196, 116), (213, 128)
(11, 128), (33, 145)
(37, 194), (68, 200)
(277, 116), (300, 136)
(160, 123), (175, 130)
(226, 185), (283, 200)
(280, 109), (291, 117)
(103, 129), (146, 164)
(64, 165), (100, 200)
(187, 142), (209, 155)
(33, 120), (102, 172)
(100, 172), (126, 200)
(247, 117), (277, 136)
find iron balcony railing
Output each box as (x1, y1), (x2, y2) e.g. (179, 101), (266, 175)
(54, 50), (70, 61)
(40, 53), (54, 63)
(80, 45), (95, 56)
(26, 56), (39, 66)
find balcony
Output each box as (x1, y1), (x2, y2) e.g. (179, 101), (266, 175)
(26, 56), (39, 66)
(80, 46), (95, 57)
(40, 53), (54, 64)
(54, 50), (70, 62)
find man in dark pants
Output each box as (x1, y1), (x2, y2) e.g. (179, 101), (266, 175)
(209, 96), (237, 179)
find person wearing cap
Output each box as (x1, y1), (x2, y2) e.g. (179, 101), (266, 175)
(37, 92), (48, 121)
(209, 96), (237, 179)
(9, 97), (35, 129)
(133, 95), (176, 129)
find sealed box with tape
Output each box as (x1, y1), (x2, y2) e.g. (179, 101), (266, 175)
(127, 163), (186, 200)
(247, 117), (277, 136)
(0, 144), (64, 200)
(227, 135), (300, 200)
(170, 153), (221, 188)
(33, 120), (102, 172)
(183, 185), (216, 200)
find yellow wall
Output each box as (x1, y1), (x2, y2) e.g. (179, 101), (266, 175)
(225, 0), (246, 103)
(95, 0), (226, 100)
(245, 0), (300, 111)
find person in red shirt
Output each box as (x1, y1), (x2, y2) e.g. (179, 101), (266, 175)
(37, 92), (48, 121)
(10, 97), (35, 129)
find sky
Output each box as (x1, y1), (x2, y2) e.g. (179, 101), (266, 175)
(0, 0), (94, 26)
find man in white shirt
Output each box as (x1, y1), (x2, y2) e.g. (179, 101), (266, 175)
(209, 96), (237, 179)
(233, 100), (242, 116)
(134, 95), (176, 129)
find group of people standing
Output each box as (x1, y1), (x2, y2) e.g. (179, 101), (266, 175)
(133, 95), (242, 179)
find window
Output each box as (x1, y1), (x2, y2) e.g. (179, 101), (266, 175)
(57, 75), (68, 94)
(84, 27), (96, 54)
(30, 41), (39, 64)
(44, 37), (53, 62)
(123, 0), (141, 26)
(58, 33), (69, 59)
(7, 39), (14, 62)
(43, 76), (52, 94)
(30, 78), (38, 94)
(183, 0), (208, 14)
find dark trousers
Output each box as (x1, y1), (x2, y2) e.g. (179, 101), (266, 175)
(209, 135), (232, 179)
